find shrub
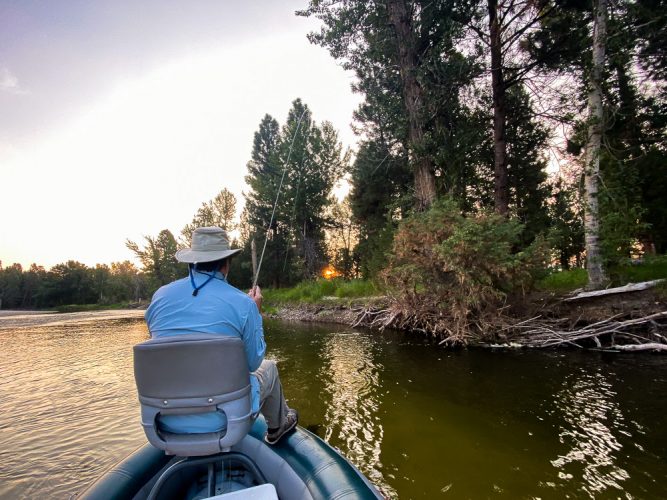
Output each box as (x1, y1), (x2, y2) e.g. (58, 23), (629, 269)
(382, 198), (548, 344)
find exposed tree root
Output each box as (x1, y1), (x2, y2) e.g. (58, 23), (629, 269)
(351, 304), (486, 346)
(352, 304), (667, 352)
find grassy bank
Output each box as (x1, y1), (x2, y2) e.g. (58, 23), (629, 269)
(537, 256), (667, 293)
(263, 279), (380, 306)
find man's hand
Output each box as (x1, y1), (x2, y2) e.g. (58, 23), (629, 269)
(248, 286), (263, 312)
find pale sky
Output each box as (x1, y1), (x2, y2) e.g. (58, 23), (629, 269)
(0, 0), (361, 269)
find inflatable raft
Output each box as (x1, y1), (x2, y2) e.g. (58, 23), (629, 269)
(78, 416), (383, 499)
(78, 334), (383, 499)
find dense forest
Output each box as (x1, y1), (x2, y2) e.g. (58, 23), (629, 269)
(2, 0), (665, 327)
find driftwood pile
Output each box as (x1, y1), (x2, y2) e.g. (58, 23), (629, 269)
(509, 311), (667, 351)
(351, 279), (667, 351)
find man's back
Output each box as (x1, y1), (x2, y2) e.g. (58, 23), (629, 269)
(144, 272), (265, 433)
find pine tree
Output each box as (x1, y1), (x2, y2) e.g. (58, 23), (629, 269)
(244, 100), (347, 286)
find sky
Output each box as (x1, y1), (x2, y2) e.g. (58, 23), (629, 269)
(0, 0), (361, 269)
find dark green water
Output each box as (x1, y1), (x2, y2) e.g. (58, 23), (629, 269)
(0, 312), (665, 499)
(267, 319), (667, 499)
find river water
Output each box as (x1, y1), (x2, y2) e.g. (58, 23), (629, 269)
(0, 311), (665, 499)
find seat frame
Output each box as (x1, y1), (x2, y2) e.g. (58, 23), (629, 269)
(134, 334), (257, 456)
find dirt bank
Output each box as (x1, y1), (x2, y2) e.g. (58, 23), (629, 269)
(269, 288), (667, 350)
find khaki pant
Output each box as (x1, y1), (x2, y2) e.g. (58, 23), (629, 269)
(253, 359), (288, 429)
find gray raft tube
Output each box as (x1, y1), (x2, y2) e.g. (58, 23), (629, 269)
(76, 416), (385, 500)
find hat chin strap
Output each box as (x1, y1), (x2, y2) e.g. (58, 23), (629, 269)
(188, 264), (216, 297)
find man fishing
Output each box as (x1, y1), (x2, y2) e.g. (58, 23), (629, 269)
(145, 226), (298, 445)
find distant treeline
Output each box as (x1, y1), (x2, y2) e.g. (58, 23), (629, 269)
(0, 261), (152, 310)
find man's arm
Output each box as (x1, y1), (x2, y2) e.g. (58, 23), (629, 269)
(242, 293), (266, 372)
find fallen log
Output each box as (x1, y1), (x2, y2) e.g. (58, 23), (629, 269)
(564, 279), (664, 301)
(610, 343), (667, 352)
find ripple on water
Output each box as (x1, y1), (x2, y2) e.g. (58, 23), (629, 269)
(0, 316), (147, 499)
(551, 369), (630, 497)
(317, 331), (397, 498)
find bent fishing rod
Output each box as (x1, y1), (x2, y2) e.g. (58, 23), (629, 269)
(252, 108), (307, 290)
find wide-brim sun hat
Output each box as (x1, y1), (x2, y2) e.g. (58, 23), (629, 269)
(175, 226), (242, 263)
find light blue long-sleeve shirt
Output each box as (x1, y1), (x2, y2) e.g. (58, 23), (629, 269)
(145, 271), (265, 433)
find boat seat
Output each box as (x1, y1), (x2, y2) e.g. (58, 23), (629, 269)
(134, 334), (256, 456)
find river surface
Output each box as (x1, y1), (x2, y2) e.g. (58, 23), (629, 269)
(0, 311), (666, 499)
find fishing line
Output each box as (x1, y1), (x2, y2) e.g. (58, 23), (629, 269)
(282, 164), (303, 273)
(282, 123), (311, 273)
(253, 108), (308, 289)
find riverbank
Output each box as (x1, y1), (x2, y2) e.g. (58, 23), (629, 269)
(267, 284), (667, 351)
(0, 309), (145, 329)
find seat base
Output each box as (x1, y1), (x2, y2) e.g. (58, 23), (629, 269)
(146, 452), (266, 500)
(204, 484), (278, 500)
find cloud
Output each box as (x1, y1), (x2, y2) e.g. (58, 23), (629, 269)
(0, 67), (29, 95)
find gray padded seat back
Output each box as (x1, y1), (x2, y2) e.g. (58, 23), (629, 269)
(134, 334), (254, 456)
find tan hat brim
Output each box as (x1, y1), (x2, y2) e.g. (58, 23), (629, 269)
(175, 248), (242, 263)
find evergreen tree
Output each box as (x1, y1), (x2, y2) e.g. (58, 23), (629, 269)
(547, 179), (585, 269)
(504, 87), (551, 245)
(299, 0), (480, 210)
(244, 113), (290, 287)
(244, 100), (347, 286)
(349, 139), (412, 278)
(531, 0), (667, 266)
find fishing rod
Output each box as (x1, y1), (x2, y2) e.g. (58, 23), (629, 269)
(252, 108), (308, 290)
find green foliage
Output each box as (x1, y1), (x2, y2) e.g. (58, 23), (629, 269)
(504, 87), (551, 245)
(383, 198), (549, 342)
(609, 255), (667, 284)
(263, 279), (379, 305)
(537, 268), (589, 292)
(333, 279), (379, 298)
(537, 256), (667, 292)
(300, 0), (484, 203)
(126, 229), (185, 291)
(181, 189), (237, 245)
(547, 179), (585, 269)
(0, 259), (149, 310)
(41, 261), (97, 306)
(349, 139), (412, 279)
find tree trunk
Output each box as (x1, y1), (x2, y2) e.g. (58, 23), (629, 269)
(386, 0), (437, 211)
(488, 0), (509, 216)
(583, 0), (609, 290)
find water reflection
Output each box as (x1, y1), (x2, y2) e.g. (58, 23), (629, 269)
(318, 331), (395, 496)
(0, 318), (148, 498)
(551, 369), (630, 497)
